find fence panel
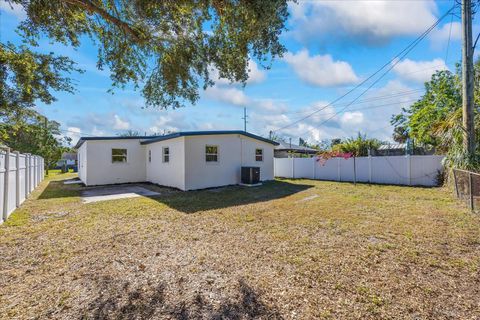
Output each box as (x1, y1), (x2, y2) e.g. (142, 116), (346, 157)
(354, 157), (370, 182)
(314, 158), (339, 181)
(0, 150), (44, 224)
(452, 169), (480, 212)
(274, 155), (444, 187)
(293, 158), (313, 179)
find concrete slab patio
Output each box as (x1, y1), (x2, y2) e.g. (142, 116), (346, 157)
(81, 185), (160, 203)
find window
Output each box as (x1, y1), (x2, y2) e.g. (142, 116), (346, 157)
(162, 147), (169, 163)
(112, 148), (127, 163)
(255, 148), (263, 162)
(148, 150), (151, 163)
(206, 145), (218, 162)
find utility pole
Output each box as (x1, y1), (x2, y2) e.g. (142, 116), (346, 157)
(242, 107), (248, 132)
(462, 0), (475, 155)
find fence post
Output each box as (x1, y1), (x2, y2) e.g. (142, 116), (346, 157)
(27, 154), (31, 195)
(453, 169), (459, 198)
(2, 148), (10, 222)
(469, 172), (474, 211)
(292, 157), (295, 178)
(34, 156), (37, 187)
(406, 154), (412, 186)
(368, 155), (372, 183)
(15, 151), (20, 207)
(25, 154), (29, 197)
(337, 158), (341, 181)
(312, 157), (316, 179)
(353, 156), (357, 185)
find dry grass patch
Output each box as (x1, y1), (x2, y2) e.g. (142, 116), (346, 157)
(0, 174), (479, 319)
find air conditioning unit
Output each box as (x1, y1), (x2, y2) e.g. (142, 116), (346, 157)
(241, 166), (260, 185)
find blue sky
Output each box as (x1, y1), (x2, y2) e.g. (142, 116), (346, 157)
(0, 0), (468, 145)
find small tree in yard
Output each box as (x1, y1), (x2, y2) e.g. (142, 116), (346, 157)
(315, 133), (380, 185)
(332, 133), (381, 157)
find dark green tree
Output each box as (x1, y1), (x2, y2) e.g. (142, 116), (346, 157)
(391, 62), (480, 170)
(8, 0), (290, 109)
(0, 108), (70, 173)
(0, 42), (80, 135)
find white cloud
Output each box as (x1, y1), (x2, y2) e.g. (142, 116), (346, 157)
(283, 49), (359, 87)
(66, 127), (82, 143)
(91, 127), (106, 136)
(245, 60), (267, 84)
(289, 0), (437, 45)
(393, 58), (448, 83)
(249, 79), (424, 144)
(340, 112), (364, 126)
(149, 112), (190, 134)
(204, 84), (290, 114)
(429, 22), (462, 50)
(0, 1), (26, 20)
(113, 114), (130, 130)
(205, 86), (250, 106)
(211, 59), (266, 85)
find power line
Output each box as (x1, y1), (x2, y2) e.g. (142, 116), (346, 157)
(445, 11), (455, 63)
(272, 4), (457, 134)
(262, 88), (423, 117)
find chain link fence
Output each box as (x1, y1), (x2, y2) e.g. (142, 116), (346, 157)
(452, 168), (480, 212)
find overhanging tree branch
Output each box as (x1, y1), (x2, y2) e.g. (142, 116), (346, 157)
(62, 0), (144, 42)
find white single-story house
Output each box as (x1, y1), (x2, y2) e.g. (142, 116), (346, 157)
(74, 130), (279, 190)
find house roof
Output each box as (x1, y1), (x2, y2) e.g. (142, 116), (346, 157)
(140, 131), (279, 146)
(61, 152), (77, 160)
(274, 141), (318, 153)
(378, 143), (406, 151)
(74, 136), (158, 149)
(74, 131), (279, 149)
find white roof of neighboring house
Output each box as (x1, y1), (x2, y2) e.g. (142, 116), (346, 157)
(378, 143), (406, 151)
(274, 141), (318, 153)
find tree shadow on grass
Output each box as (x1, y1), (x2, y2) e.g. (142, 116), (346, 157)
(152, 180), (312, 214)
(37, 179), (312, 213)
(38, 180), (82, 199)
(83, 276), (283, 320)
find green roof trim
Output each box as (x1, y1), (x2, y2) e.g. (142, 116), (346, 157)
(140, 131), (279, 146)
(74, 131), (279, 149)
(74, 136), (157, 149)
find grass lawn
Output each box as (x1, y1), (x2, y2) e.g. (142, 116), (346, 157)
(1, 172), (479, 319)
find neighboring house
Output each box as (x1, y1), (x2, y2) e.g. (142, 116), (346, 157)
(56, 152), (77, 168)
(274, 141), (318, 158)
(374, 143), (435, 156)
(74, 130), (279, 190)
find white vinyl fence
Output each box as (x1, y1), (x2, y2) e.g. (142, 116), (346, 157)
(0, 149), (44, 223)
(274, 155), (444, 187)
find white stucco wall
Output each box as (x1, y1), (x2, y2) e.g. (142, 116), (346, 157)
(83, 139), (147, 186)
(78, 142), (87, 183)
(77, 134), (275, 189)
(240, 136), (274, 181)
(145, 137), (185, 190)
(183, 134), (275, 190)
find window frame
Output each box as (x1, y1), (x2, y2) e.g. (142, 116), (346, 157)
(111, 148), (127, 163)
(162, 147), (170, 163)
(205, 145), (219, 163)
(255, 148), (264, 162)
